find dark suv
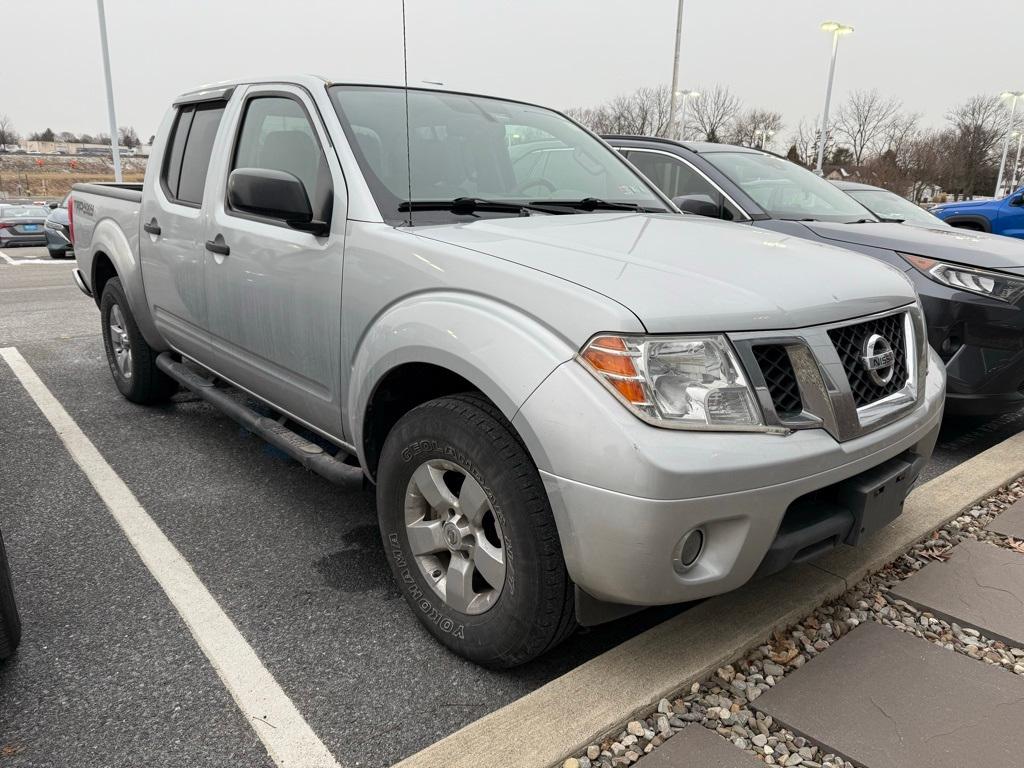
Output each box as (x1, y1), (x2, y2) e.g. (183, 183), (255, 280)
(606, 136), (1024, 415)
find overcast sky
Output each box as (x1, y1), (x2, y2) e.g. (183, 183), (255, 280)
(2, 1), (1021, 144)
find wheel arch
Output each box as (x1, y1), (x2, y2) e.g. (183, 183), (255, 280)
(87, 217), (167, 351)
(349, 291), (578, 479)
(944, 214), (991, 232)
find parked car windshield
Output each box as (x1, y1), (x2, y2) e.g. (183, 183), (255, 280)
(706, 151), (877, 224)
(844, 188), (948, 228)
(329, 85), (669, 223)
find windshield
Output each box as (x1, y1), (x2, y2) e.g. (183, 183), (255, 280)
(846, 189), (948, 228)
(0, 206), (49, 218)
(328, 85), (668, 223)
(706, 151), (876, 224)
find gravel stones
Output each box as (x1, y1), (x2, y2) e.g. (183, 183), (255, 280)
(560, 479), (1022, 768)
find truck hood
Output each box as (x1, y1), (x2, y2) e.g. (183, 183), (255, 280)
(800, 220), (1024, 270)
(413, 213), (915, 333)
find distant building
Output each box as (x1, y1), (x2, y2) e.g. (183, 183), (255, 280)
(18, 140), (145, 156)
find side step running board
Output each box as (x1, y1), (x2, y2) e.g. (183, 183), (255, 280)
(156, 353), (364, 488)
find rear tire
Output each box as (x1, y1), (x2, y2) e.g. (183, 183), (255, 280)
(377, 393), (576, 668)
(0, 529), (22, 661)
(100, 277), (177, 404)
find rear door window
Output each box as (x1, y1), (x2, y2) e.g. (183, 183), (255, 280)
(161, 103), (225, 206)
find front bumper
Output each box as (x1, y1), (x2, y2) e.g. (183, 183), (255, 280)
(513, 349), (945, 607)
(914, 274), (1024, 415)
(45, 225), (73, 254)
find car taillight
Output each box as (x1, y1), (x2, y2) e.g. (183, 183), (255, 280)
(67, 196), (75, 245)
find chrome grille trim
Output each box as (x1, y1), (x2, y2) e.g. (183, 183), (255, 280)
(731, 304), (926, 442)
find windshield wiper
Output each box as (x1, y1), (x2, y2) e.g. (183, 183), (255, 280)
(397, 197), (568, 216)
(780, 217), (818, 222)
(533, 197), (647, 212)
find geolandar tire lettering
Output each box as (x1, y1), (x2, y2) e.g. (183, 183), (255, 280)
(376, 393), (575, 668)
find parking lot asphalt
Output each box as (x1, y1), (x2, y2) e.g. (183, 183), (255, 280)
(1, 246), (1022, 767)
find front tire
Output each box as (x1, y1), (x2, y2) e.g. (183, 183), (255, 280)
(377, 393), (576, 668)
(100, 277), (177, 404)
(0, 529), (22, 661)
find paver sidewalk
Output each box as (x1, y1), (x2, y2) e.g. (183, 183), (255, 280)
(607, 494), (1024, 768)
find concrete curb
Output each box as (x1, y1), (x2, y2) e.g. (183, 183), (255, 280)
(393, 432), (1024, 768)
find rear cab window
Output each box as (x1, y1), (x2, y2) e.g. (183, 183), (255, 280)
(161, 103), (226, 207)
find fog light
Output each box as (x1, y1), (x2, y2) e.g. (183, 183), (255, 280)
(673, 528), (704, 573)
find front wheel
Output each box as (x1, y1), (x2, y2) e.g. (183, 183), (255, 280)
(377, 393), (576, 668)
(100, 277), (177, 404)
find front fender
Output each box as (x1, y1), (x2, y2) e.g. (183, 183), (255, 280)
(88, 215), (166, 350)
(347, 291), (579, 467)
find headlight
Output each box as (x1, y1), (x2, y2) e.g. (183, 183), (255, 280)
(579, 334), (765, 430)
(901, 253), (1024, 304)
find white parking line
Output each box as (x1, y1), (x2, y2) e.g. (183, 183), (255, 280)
(0, 346), (343, 768)
(0, 249), (67, 265)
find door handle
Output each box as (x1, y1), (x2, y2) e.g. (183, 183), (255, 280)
(143, 219), (161, 236)
(205, 235), (230, 256)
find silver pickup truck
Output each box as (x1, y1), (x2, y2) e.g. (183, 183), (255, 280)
(69, 76), (945, 667)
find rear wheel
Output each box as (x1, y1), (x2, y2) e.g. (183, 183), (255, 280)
(0, 529), (22, 661)
(377, 393), (576, 668)
(100, 277), (177, 404)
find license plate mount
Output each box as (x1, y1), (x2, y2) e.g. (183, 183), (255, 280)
(838, 456), (915, 546)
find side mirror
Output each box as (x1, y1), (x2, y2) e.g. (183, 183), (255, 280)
(1010, 194), (1024, 207)
(227, 168), (328, 235)
(672, 194), (720, 219)
(49, 201), (59, 209)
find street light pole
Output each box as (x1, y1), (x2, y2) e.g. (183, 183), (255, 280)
(96, 0), (122, 183)
(667, 0), (685, 138)
(676, 90), (699, 140)
(815, 21), (853, 175)
(1011, 131), (1024, 191)
(995, 91), (1023, 197)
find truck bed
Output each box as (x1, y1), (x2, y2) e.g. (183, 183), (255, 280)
(72, 182), (144, 204)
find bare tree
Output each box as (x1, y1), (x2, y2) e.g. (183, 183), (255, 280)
(944, 94), (1008, 198)
(790, 118), (832, 168)
(566, 85), (673, 137)
(730, 109), (784, 148)
(903, 129), (946, 201)
(690, 86), (742, 143)
(832, 89), (902, 167)
(119, 126), (141, 149)
(878, 111), (921, 167)
(0, 114), (20, 146)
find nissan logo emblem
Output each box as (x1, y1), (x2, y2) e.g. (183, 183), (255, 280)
(861, 333), (896, 386)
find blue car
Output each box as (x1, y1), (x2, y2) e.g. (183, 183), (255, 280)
(932, 188), (1024, 238)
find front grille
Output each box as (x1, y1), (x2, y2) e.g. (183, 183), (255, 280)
(753, 344), (803, 418)
(828, 313), (908, 408)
